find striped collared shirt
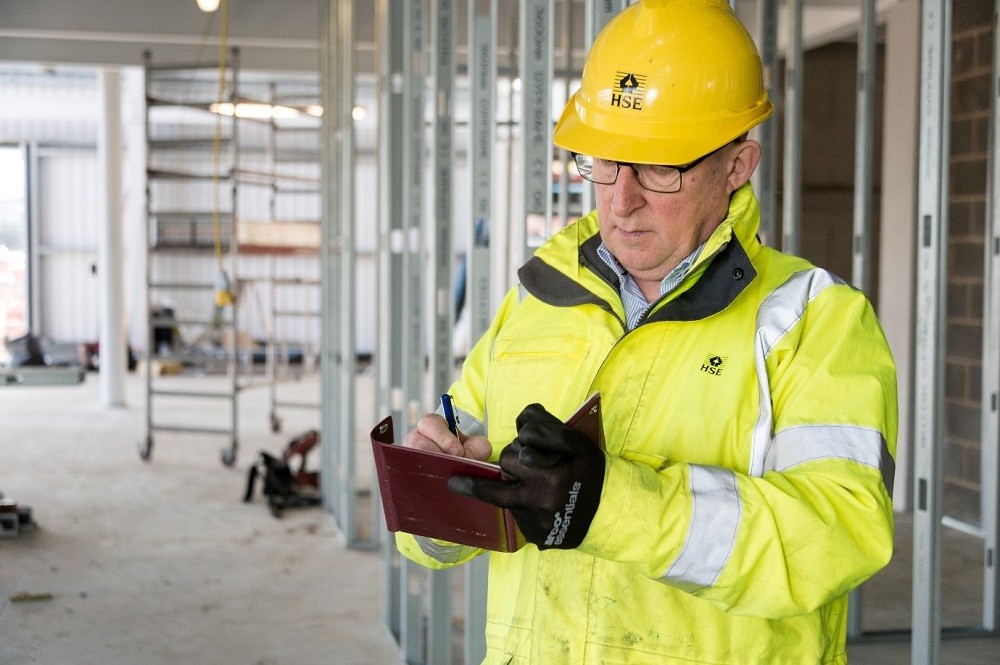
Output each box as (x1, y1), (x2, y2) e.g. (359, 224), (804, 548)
(596, 242), (704, 330)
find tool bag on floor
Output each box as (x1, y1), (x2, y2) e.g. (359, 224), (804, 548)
(5, 333), (47, 367)
(243, 430), (321, 518)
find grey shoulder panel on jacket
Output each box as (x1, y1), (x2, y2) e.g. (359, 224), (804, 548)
(645, 238), (757, 323)
(517, 234), (757, 323)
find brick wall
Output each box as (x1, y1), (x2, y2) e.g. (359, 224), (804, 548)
(944, 0), (991, 521)
(799, 42), (884, 292)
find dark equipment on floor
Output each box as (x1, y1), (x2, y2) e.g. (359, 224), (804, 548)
(243, 430), (320, 518)
(0, 492), (35, 538)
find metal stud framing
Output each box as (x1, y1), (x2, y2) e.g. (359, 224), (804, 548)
(319, 0), (339, 519)
(520, 0), (553, 262)
(754, 0), (779, 245)
(319, 0), (362, 547)
(846, 0), (877, 640)
(468, 0), (497, 343)
(375, 0), (405, 643)
(851, 0), (877, 296)
(428, 2), (457, 662)
(586, 2), (627, 60)
(464, 2), (497, 660)
(981, 0), (1000, 634)
(399, 0), (428, 659)
(781, 0), (803, 255)
(912, 1), (951, 662)
(430, 0), (455, 439)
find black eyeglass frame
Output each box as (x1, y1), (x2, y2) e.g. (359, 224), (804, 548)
(573, 144), (724, 194)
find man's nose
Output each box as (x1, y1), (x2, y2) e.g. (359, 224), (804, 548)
(611, 165), (646, 216)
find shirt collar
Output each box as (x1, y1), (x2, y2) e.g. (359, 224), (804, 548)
(596, 241), (705, 330)
(596, 242), (705, 301)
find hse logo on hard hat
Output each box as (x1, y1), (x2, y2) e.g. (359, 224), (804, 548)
(611, 71), (646, 110)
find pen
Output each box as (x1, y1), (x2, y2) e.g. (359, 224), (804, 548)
(441, 393), (459, 435)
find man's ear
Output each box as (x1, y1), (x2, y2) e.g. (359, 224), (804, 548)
(726, 139), (761, 193)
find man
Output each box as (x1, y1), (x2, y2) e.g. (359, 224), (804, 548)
(398, 0), (897, 662)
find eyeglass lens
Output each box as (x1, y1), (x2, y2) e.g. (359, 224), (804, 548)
(574, 155), (683, 193)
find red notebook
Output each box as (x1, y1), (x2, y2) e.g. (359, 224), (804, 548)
(370, 393), (603, 553)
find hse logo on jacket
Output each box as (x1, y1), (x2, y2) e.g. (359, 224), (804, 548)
(397, 183), (897, 664)
(700, 354), (727, 375)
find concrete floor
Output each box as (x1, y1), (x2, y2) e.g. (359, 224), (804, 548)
(847, 512), (1000, 664)
(2, 371), (998, 664)
(1, 372), (400, 665)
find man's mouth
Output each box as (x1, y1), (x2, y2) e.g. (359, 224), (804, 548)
(616, 227), (647, 239)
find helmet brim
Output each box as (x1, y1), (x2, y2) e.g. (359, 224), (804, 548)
(553, 91), (774, 166)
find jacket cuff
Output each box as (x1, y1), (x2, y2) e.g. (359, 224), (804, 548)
(577, 453), (633, 557)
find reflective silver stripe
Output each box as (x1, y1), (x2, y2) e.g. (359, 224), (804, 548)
(662, 465), (741, 591)
(765, 425), (895, 495)
(414, 535), (474, 564)
(750, 269), (842, 476)
(455, 407), (485, 437)
(434, 405), (486, 438)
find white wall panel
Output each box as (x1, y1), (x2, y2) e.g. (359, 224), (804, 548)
(0, 69), (98, 145)
(38, 151), (101, 248)
(37, 150), (100, 342)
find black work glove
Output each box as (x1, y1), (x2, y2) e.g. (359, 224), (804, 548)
(448, 403), (606, 550)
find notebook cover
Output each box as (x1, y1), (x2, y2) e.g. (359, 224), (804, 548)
(370, 393), (602, 553)
(566, 392), (604, 451)
(371, 417), (523, 552)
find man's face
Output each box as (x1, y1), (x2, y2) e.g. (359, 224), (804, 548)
(593, 148), (736, 289)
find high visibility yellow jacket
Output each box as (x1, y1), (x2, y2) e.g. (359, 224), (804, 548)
(397, 184), (897, 664)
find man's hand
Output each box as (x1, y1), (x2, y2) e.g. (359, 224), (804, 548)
(402, 413), (492, 461)
(448, 403), (606, 550)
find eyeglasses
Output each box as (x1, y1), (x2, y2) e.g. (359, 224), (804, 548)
(573, 148), (719, 194)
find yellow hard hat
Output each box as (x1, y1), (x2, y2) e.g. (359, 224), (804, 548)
(553, 0), (773, 165)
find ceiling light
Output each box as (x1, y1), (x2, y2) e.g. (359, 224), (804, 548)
(209, 102), (301, 119)
(196, 0), (220, 12)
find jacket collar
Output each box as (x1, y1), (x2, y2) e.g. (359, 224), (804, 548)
(518, 183), (760, 323)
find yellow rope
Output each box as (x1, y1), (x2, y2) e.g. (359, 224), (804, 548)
(212, 0), (229, 271)
(212, 0), (234, 308)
